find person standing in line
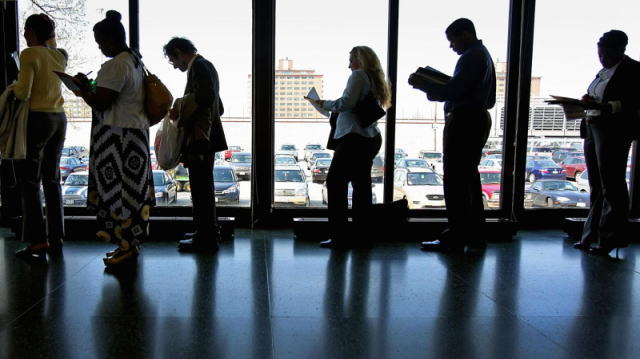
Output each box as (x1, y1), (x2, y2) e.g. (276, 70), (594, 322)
(13, 14), (68, 262)
(163, 37), (228, 253)
(573, 30), (640, 257)
(409, 18), (496, 252)
(306, 46), (390, 248)
(74, 10), (155, 269)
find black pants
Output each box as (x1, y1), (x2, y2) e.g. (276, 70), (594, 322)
(442, 108), (491, 241)
(17, 111), (67, 245)
(581, 119), (633, 246)
(185, 144), (218, 241)
(326, 133), (382, 238)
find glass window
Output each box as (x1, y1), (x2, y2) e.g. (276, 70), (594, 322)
(139, 0), (252, 207)
(526, 0), (638, 208)
(274, 0), (388, 208)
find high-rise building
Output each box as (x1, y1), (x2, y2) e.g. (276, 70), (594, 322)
(495, 60), (541, 98)
(62, 97), (92, 118)
(248, 58), (324, 118)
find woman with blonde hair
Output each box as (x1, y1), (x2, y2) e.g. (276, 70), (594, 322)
(306, 45), (391, 248)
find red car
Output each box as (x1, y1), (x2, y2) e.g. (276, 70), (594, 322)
(224, 145), (243, 160)
(480, 170), (501, 208)
(560, 156), (586, 179)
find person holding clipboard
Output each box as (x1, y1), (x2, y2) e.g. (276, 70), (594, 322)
(12, 13), (68, 263)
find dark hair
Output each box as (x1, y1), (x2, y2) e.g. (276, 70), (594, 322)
(163, 37), (197, 57)
(25, 13), (55, 43)
(446, 18), (476, 37)
(598, 30), (628, 52)
(93, 10), (126, 44)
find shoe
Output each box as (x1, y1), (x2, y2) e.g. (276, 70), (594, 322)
(178, 238), (219, 253)
(420, 239), (464, 253)
(589, 241), (628, 258)
(15, 243), (49, 264)
(319, 238), (349, 249)
(573, 241), (591, 251)
(183, 232), (197, 239)
(103, 246), (139, 267)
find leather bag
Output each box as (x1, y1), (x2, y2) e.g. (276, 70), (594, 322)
(352, 72), (386, 127)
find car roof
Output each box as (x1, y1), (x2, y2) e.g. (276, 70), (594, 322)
(214, 165), (234, 170)
(405, 167), (436, 173)
(479, 170), (501, 173)
(232, 152), (251, 156)
(67, 171), (89, 176)
(275, 165), (303, 170)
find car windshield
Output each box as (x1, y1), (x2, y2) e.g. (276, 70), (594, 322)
(373, 156), (383, 167)
(175, 166), (188, 175)
(275, 170), (304, 182)
(306, 145), (322, 150)
(422, 153), (441, 159)
(275, 156), (297, 165)
(395, 153), (404, 160)
(153, 173), (165, 185)
(64, 174), (88, 186)
(542, 181), (577, 191)
(214, 168), (235, 182)
(407, 173), (441, 185)
(229, 146), (242, 150)
(231, 154), (252, 163)
(60, 157), (77, 165)
(316, 159), (332, 166)
(313, 153), (330, 159)
(480, 172), (501, 184)
(532, 160), (557, 167)
(405, 160), (427, 167)
(281, 145), (295, 150)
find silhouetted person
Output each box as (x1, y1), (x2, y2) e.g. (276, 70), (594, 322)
(409, 18), (496, 252)
(306, 46), (390, 248)
(164, 37), (228, 253)
(572, 30), (640, 257)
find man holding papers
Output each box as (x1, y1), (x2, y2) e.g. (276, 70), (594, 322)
(409, 18), (496, 252)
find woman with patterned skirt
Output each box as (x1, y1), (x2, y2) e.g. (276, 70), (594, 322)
(74, 10), (154, 269)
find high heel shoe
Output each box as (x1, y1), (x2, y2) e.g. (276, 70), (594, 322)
(103, 246), (139, 268)
(15, 243), (49, 264)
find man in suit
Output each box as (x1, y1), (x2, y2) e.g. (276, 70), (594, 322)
(573, 30), (640, 256)
(409, 18), (496, 252)
(164, 37), (228, 252)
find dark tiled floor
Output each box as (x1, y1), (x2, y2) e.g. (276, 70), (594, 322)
(1, 227), (639, 359)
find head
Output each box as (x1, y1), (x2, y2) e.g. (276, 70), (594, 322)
(24, 13), (55, 47)
(92, 10), (127, 57)
(349, 46), (392, 108)
(598, 30), (627, 68)
(445, 18), (477, 55)
(163, 37), (198, 72)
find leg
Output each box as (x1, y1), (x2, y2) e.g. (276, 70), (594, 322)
(41, 113), (67, 245)
(187, 150), (217, 243)
(580, 129), (601, 245)
(326, 137), (352, 240)
(351, 135), (380, 225)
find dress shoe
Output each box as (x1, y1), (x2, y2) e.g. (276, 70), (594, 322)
(573, 241), (591, 251)
(589, 241), (628, 258)
(103, 246), (139, 267)
(319, 238), (349, 249)
(178, 238), (220, 253)
(420, 239), (464, 253)
(15, 244), (48, 264)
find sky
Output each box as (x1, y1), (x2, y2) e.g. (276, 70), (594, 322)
(18, 0), (640, 121)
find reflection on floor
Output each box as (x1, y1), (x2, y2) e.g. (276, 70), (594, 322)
(1, 227), (639, 359)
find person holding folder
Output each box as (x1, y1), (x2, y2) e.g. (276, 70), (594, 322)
(13, 13), (68, 262)
(409, 18), (496, 252)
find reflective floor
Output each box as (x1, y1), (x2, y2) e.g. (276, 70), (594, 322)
(1, 227), (640, 359)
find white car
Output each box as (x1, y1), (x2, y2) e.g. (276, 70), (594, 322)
(576, 170), (589, 193)
(478, 158), (502, 171)
(393, 168), (445, 209)
(277, 144), (299, 161)
(62, 171), (89, 206)
(274, 165), (309, 207)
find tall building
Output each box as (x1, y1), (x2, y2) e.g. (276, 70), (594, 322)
(495, 60), (541, 98)
(62, 97), (92, 118)
(248, 58), (324, 118)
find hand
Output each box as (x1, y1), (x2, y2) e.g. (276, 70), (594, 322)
(304, 96), (323, 107)
(72, 73), (91, 94)
(580, 95), (606, 110)
(408, 73), (429, 92)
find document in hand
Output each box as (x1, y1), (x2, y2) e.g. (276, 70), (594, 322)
(415, 66), (451, 86)
(53, 71), (81, 93)
(545, 95), (586, 120)
(306, 87), (330, 117)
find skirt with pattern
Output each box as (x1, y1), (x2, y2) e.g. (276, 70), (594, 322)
(87, 117), (155, 249)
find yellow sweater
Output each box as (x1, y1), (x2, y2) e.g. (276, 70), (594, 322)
(14, 46), (67, 112)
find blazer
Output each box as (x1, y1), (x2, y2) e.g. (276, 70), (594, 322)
(0, 84), (29, 160)
(581, 56), (640, 138)
(183, 54), (228, 153)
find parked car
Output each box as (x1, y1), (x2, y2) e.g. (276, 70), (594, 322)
(393, 168), (445, 209)
(214, 151), (226, 166)
(150, 153), (159, 170)
(482, 149), (502, 158)
(174, 164), (190, 192)
(478, 158), (502, 171)
(527, 146), (554, 158)
(371, 155), (384, 183)
(62, 171), (89, 206)
(480, 170), (501, 208)
(321, 182), (378, 206)
(61, 146), (85, 158)
(213, 165), (240, 205)
(59, 156), (88, 180)
(274, 165), (309, 206)
(153, 170), (178, 205)
(277, 144), (299, 161)
(560, 156), (586, 179)
(307, 151), (332, 169)
(395, 158), (430, 170)
(525, 159), (566, 182)
(275, 154), (298, 166)
(303, 144), (324, 162)
(485, 153), (503, 160)
(311, 158), (332, 183)
(527, 180), (589, 208)
(224, 145), (243, 160)
(552, 148), (581, 163)
(576, 170), (589, 192)
(229, 152), (252, 180)
(418, 150), (442, 166)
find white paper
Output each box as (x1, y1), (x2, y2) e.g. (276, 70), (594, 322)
(306, 87), (330, 117)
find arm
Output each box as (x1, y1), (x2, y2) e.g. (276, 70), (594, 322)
(76, 59), (123, 112)
(425, 51), (485, 102)
(78, 85), (119, 112)
(183, 60), (218, 127)
(13, 50), (35, 100)
(321, 71), (366, 112)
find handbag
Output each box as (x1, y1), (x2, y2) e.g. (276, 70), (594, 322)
(143, 66), (173, 127)
(326, 112), (338, 150)
(352, 72), (386, 128)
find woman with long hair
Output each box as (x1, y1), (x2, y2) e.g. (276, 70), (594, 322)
(307, 46), (391, 248)
(14, 13), (68, 263)
(74, 10), (155, 269)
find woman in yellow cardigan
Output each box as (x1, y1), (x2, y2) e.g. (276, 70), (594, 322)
(14, 13), (68, 263)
